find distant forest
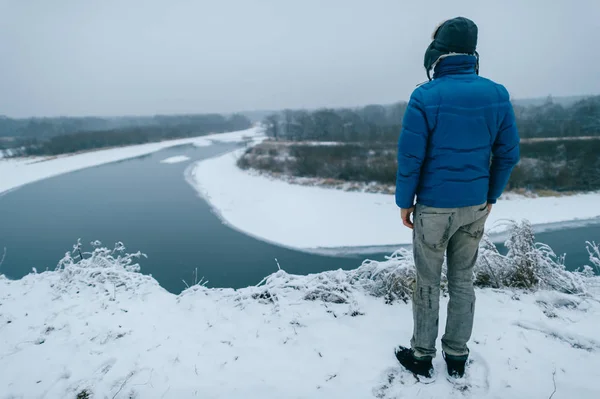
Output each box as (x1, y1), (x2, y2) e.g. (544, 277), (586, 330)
(240, 95), (600, 193)
(239, 138), (600, 193)
(262, 95), (600, 142)
(2, 95), (599, 159)
(0, 114), (251, 156)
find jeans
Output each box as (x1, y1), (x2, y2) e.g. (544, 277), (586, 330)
(410, 203), (489, 358)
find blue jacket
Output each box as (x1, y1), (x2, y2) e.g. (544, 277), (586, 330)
(396, 55), (520, 209)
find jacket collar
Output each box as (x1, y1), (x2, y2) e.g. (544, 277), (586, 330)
(433, 54), (477, 79)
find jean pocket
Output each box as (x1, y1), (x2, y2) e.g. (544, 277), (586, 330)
(463, 213), (488, 239)
(416, 212), (454, 248)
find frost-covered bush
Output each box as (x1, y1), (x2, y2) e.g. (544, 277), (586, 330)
(474, 221), (590, 294)
(241, 269), (356, 305)
(587, 241), (600, 274)
(349, 248), (415, 304)
(250, 221), (594, 305)
(53, 239), (153, 297)
(48, 221), (596, 306)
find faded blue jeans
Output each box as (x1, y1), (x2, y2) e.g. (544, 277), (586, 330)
(411, 203), (489, 358)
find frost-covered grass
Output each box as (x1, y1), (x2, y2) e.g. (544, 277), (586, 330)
(587, 241), (600, 274)
(1, 226), (599, 398)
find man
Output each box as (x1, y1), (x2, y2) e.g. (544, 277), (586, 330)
(394, 17), (520, 379)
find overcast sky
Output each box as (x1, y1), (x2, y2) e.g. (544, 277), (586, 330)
(1, 0), (599, 118)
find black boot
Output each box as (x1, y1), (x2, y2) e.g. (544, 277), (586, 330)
(443, 352), (468, 378)
(395, 346), (434, 378)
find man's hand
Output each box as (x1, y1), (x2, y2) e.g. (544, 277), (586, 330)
(487, 203), (493, 214)
(401, 207), (415, 229)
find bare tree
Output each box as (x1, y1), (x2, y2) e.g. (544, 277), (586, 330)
(283, 109), (294, 140)
(264, 114), (280, 141)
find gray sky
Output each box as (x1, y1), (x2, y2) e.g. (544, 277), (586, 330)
(1, 0), (599, 118)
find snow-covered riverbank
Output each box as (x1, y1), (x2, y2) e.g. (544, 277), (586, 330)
(1, 247), (599, 399)
(188, 149), (600, 250)
(2, 129), (599, 398)
(0, 127), (263, 195)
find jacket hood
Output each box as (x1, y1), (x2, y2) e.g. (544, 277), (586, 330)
(424, 17), (478, 80)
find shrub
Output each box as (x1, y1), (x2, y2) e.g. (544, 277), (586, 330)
(76, 390), (91, 399)
(54, 239), (152, 297)
(247, 220), (593, 307)
(242, 140), (600, 193)
(474, 221), (590, 294)
(236, 155), (250, 170)
(239, 142), (397, 184)
(47, 221), (595, 309)
(587, 241), (600, 274)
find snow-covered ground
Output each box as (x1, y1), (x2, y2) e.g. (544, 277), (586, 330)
(160, 155), (191, 164)
(188, 149), (600, 250)
(521, 136), (600, 143)
(1, 252), (599, 399)
(0, 127), (262, 195)
(2, 128), (599, 398)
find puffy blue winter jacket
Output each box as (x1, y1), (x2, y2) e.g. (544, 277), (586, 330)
(396, 55), (520, 209)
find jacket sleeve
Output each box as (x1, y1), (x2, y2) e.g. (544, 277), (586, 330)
(396, 89), (429, 209)
(488, 88), (520, 204)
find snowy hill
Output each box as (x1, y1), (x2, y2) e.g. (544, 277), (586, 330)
(1, 238), (599, 399)
(1, 127), (599, 398)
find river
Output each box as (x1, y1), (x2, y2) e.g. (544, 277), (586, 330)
(0, 143), (598, 293)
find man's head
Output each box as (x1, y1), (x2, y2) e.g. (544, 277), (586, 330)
(423, 17), (478, 80)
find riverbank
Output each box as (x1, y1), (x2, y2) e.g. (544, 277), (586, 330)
(0, 127), (263, 195)
(1, 246), (599, 399)
(2, 128), (599, 398)
(189, 148), (600, 250)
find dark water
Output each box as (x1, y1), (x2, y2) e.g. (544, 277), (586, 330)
(517, 224), (600, 270)
(0, 144), (387, 293)
(0, 144), (598, 294)
(493, 225), (600, 272)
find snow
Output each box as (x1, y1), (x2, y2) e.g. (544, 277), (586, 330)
(0, 149), (14, 159)
(189, 149), (600, 250)
(160, 155), (191, 164)
(1, 133), (599, 397)
(302, 141), (344, 146)
(1, 253), (599, 399)
(521, 136), (600, 143)
(0, 127), (263, 195)
(259, 141), (344, 147)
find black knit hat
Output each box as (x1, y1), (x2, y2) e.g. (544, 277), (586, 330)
(424, 17), (478, 80)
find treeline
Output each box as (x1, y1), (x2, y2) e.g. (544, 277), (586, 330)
(239, 139), (600, 193)
(6, 114), (251, 156)
(515, 96), (600, 138)
(239, 143), (397, 185)
(263, 95), (600, 142)
(509, 140), (600, 192)
(0, 113), (251, 139)
(264, 103), (407, 143)
(0, 115), (151, 138)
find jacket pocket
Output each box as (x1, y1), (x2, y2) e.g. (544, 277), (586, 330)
(416, 211), (454, 249)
